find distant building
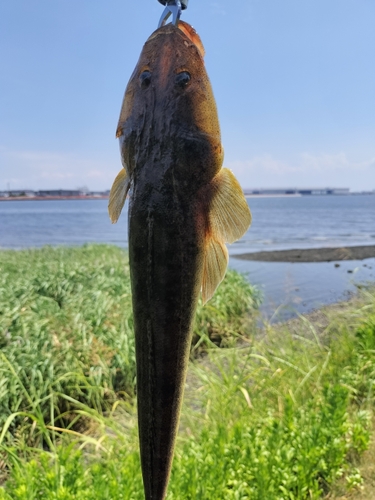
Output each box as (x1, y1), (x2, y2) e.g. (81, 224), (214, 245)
(0, 190), (36, 197)
(87, 190), (110, 197)
(298, 188), (350, 195)
(244, 188), (350, 196)
(0, 189), (114, 199)
(36, 189), (84, 197)
(245, 188), (296, 196)
(76, 186), (90, 195)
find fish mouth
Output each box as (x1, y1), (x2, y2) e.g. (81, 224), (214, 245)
(147, 23), (181, 42)
(147, 21), (205, 59)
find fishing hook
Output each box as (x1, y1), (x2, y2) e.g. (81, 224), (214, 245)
(158, 0), (188, 28)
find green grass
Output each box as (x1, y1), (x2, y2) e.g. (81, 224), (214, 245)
(0, 245), (375, 498)
(0, 244), (259, 448)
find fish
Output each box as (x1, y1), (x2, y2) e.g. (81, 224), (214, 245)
(108, 20), (251, 500)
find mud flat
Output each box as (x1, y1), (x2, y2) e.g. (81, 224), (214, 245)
(235, 245), (375, 263)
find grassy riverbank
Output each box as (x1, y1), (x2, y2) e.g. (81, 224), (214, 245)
(0, 245), (375, 498)
(0, 245), (259, 444)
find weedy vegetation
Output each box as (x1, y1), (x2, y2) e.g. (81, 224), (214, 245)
(0, 245), (259, 447)
(0, 245), (374, 499)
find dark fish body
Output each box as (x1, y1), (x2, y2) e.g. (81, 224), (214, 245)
(109, 21), (251, 500)
(130, 189), (203, 498)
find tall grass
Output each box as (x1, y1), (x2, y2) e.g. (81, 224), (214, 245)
(1, 245), (375, 498)
(2, 293), (375, 498)
(0, 244), (259, 448)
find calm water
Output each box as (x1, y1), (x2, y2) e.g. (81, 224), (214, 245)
(1, 196), (374, 319)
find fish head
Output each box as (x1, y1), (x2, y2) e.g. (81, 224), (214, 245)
(117, 21), (223, 186)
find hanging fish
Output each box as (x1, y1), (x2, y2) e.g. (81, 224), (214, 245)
(109, 20), (251, 500)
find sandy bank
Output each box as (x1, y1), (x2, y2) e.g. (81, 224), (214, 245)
(235, 245), (375, 263)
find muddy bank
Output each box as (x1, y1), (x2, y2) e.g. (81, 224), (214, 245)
(234, 245), (375, 263)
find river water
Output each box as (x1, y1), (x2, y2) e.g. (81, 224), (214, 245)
(1, 195), (374, 319)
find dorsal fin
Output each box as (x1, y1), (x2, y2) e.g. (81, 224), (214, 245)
(108, 168), (130, 224)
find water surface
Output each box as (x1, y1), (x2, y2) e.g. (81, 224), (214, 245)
(1, 196), (374, 319)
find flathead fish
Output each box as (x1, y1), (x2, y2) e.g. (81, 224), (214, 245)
(109, 20), (251, 500)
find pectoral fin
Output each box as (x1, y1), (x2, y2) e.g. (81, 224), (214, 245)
(201, 168), (251, 304)
(202, 238), (228, 305)
(108, 168), (130, 224)
(209, 168), (251, 244)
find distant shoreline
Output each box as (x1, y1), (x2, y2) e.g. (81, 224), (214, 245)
(244, 193), (375, 198)
(234, 245), (375, 263)
(0, 194), (303, 201)
(245, 194), (302, 198)
(0, 196), (109, 202)
(1, 193), (373, 202)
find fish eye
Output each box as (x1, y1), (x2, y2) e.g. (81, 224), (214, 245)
(140, 71), (152, 89)
(175, 71), (191, 88)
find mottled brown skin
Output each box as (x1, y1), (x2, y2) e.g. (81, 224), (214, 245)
(117, 23), (223, 500)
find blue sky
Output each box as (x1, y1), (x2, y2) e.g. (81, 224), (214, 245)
(1, 0), (374, 191)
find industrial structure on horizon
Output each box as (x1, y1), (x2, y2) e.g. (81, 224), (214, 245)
(0, 187), (374, 199)
(243, 187), (351, 196)
(0, 189), (110, 198)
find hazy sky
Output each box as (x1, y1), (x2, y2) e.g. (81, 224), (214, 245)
(1, 0), (374, 191)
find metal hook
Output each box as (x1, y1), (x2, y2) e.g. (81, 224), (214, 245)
(158, 0), (184, 28)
